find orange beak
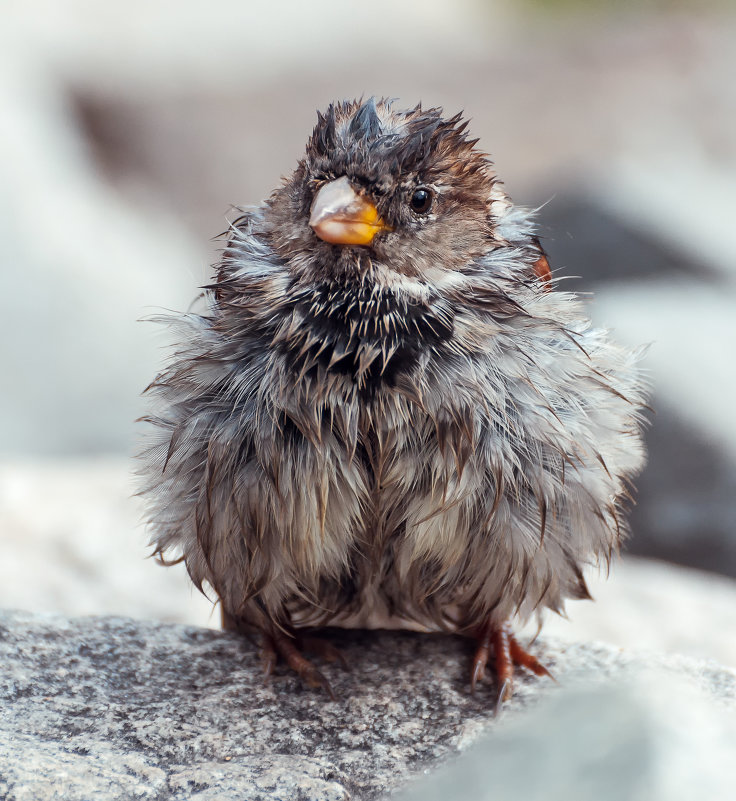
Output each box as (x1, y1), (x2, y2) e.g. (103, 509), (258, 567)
(309, 176), (389, 246)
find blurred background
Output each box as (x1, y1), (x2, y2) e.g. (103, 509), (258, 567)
(1, 0), (734, 665)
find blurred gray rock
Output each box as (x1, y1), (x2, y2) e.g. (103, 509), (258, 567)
(628, 403), (736, 578)
(0, 459), (216, 629)
(396, 677), (736, 801)
(0, 55), (204, 456)
(1, 611), (734, 800)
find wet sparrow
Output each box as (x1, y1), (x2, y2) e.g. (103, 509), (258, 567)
(140, 98), (647, 705)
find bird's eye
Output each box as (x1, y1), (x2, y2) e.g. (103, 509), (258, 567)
(409, 187), (433, 215)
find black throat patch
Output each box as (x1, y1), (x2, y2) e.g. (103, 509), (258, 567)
(280, 281), (454, 392)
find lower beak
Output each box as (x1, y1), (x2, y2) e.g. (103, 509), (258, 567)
(309, 176), (389, 246)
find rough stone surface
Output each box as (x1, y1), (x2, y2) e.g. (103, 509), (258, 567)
(1, 611), (734, 800)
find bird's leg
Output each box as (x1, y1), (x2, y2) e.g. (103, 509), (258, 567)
(221, 608), (276, 675)
(268, 629), (337, 700)
(471, 621), (552, 711)
(299, 632), (351, 671)
(259, 633), (279, 677)
(221, 608), (342, 699)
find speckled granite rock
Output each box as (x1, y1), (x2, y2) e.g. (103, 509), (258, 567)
(0, 611), (734, 800)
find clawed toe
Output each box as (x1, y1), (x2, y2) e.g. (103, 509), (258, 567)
(470, 621), (551, 709)
(261, 630), (340, 699)
(494, 678), (512, 716)
(300, 663), (337, 701)
(259, 638), (278, 678)
(301, 634), (351, 672)
(509, 636), (554, 679)
(470, 638), (490, 694)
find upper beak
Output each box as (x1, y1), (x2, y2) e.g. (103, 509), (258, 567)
(309, 176), (389, 246)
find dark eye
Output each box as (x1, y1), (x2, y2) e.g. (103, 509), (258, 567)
(409, 187), (433, 215)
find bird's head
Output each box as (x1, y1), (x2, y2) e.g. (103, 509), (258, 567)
(263, 98), (511, 282)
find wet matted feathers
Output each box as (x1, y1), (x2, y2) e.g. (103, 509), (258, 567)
(138, 98), (648, 703)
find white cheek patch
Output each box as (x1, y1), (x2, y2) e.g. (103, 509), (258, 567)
(373, 263), (471, 303)
(371, 265), (432, 299)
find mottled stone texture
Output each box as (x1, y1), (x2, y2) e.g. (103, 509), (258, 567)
(0, 611), (734, 800)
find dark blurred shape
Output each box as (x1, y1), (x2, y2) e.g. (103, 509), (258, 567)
(534, 194), (720, 289)
(72, 88), (320, 241)
(629, 404), (736, 578)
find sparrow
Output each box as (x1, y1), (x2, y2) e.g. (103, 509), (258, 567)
(139, 98), (647, 706)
